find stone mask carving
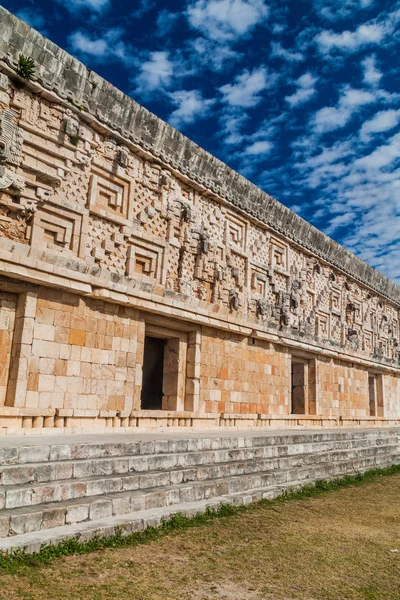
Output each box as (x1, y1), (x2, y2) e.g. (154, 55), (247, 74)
(229, 289), (239, 311)
(0, 109), (24, 190)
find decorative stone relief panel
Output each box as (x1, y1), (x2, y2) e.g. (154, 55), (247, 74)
(30, 205), (83, 256)
(270, 237), (289, 275)
(126, 234), (166, 284)
(225, 212), (247, 252)
(88, 171), (131, 223)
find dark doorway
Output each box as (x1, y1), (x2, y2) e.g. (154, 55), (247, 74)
(291, 361), (306, 414)
(141, 336), (165, 410)
(368, 375), (376, 416)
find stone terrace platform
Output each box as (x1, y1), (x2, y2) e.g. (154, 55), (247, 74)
(0, 427), (399, 554)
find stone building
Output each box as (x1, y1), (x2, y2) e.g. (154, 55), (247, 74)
(0, 6), (399, 434)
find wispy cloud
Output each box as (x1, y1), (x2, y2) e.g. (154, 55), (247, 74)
(131, 0), (154, 19)
(156, 9), (180, 36)
(190, 37), (242, 72)
(69, 28), (129, 62)
(355, 131), (400, 169)
(360, 109), (400, 142)
(362, 54), (382, 86)
(286, 72), (317, 107)
(168, 89), (215, 128)
(65, 0), (109, 13)
(133, 51), (176, 96)
(244, 140), (273, 155)
(270, 42), (304, 62)
(219, 66), (275, 108)
(313, 0), (375, 22)
(16, 7), (47, 32)
(312, 86), (376, 133)
(315, 22), (385, 54)
(186, 0), (269, 41)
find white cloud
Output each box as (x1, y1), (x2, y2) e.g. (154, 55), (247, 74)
(219, 67), (273, 108)
(131, 0), (154, 19)
(324, 211), (357, 235)
(312, 86), (375, 133)
(168, 90), (215, 128)
(313, 0), (375, 22)
(190, 37), (241, 72)
(186, 0), (269, 41)
(315, 23), (385, 53)
(156, 10), (180, 36)
(67, 0), (109, 12)
(286, 72), (317, 107)
(291, 125), (400, 281)
(16, 7), (47, 31)
(362, 55), (382, 86)
(220, 113), (249, 145)
(69, 28), (129, 62)
(360, 110), (400, 141)
(134, 51), (175, 95)
(355, 132), (400, 169)
(341, 87), (375, 107)
(69, 31), (108, 56)
(270, 42), (304, 62)
(243, 140), (272, 155)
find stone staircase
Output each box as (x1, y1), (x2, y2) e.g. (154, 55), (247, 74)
(0, 428), (399, 554)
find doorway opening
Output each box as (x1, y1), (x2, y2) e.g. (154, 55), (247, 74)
(368, 373), (384, 417)
(140, 336), (165, 410)
(291, 360), (306, 414)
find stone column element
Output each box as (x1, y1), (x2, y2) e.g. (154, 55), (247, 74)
(6, 291), (37, 407)
(185, 330), (201, 412)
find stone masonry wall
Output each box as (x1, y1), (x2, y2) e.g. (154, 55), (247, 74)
(24, 288), (142, 413)
(200, 328), (290, 416)
(0, 7), (399, 432)
(317, 358), (370, 419)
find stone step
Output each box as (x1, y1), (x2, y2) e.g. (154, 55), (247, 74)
(1, 434), (398, 486)
(1, 450), (398, 539)
(0, 451), (398, 554)
(1, 429), (398, 466)
(1, 443), (398, 510)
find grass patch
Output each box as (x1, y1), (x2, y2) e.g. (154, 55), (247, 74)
(1, 465), (400, 599)
(1, 463), (399, 575)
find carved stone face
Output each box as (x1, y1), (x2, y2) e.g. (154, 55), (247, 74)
(0, 109), (24, 189)
(0, 109), (23, 167)
(0, 112), (11, 166)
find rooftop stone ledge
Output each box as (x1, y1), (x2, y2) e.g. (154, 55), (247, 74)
(0, 6), (400, 304)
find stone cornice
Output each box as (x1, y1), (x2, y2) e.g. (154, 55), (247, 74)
(1, 5), (400, 305)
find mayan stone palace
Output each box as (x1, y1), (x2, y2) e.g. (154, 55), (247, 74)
(0, 7), (399, 436)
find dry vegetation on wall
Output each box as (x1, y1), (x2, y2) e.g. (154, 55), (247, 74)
(1, 470), (399, 600)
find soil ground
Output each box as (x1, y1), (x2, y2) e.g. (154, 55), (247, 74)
(1, 473), (400, 600)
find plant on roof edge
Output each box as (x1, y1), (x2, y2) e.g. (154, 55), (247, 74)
(17, 54), (36, 80)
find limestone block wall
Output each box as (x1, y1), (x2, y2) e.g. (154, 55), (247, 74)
(8, 287), (143, 413)
(200, 328), (290, 415)
(382, 375), (400, 419)
(317, 358), (370, 419)
(0, 6), (399, 432)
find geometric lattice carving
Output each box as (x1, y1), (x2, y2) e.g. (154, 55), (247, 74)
(270, 237), (288, 273)
(225, 213), (247, 251)
(330, 288), (342, 316)
(30, 206), (82, 255)
(251, 267), (268, 297)
(316, 311), (330, 338)
(363, 330), (374, 353)
(126, 235), (165, 283)
(88, 171), (130, 223)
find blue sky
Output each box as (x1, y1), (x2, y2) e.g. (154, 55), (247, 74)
(3, 0), (400, 282)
